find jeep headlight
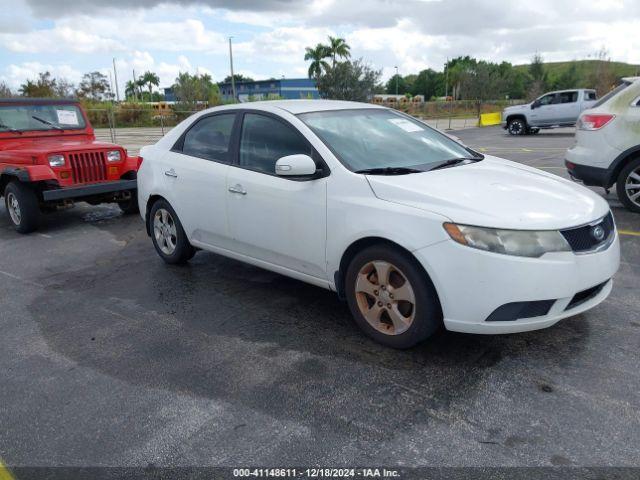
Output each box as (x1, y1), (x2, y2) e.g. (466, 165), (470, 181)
(443, 223), (571, 258)
(48, 154), (65, 167)
(106, 150), (121, 162)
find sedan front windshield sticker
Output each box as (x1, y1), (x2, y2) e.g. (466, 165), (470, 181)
(387, 118), (423, 132)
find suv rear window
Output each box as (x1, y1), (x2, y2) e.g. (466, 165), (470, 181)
(592, 82), (631, 108)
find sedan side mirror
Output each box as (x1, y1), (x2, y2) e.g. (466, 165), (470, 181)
(275, 154), (317, 176)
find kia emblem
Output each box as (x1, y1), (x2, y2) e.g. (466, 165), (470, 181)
(591, 225), (605, 242)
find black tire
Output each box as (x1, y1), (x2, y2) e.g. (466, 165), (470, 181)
(118, 194), (140, 214)
(616, 157), (640, 213)
(507, 118), (527, 136)
(148, 199), (196, 264)
(4, 181), (40, 234)
(344, 244), (442, 349)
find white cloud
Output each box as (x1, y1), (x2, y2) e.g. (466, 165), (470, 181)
(1, 62), (83, 90)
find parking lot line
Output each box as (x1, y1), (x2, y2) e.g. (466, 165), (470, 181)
(0, 459), (15, 480)
(619, 229), (640, 237)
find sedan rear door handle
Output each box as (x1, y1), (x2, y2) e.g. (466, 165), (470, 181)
(228, 184), (247, 195)
(164, 169), (178, 178)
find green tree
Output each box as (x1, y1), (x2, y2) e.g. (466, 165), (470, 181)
(77, 71), (111, 101)
(19, 72), (58, 97)
(138, 71), (160, 97)
(316, 58), (381, 102)
(304, 44), (331, 80)
(527, 53), (547, 100)
(326, 36), (351, 69)
(222, 74), (254, 84)
(124, 80), (138, 100)
(0, 81), (12, 98)
(172, 72), (221, 109)
(411, 68), (444, 99)
(385, 74), (409, 95)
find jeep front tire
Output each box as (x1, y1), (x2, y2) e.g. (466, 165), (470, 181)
(4, 181), (40, 234)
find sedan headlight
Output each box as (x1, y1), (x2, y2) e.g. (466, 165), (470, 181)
(443, 222), (571, 258)
(48, 154), (65, 167)
(106, 150), (121, 162)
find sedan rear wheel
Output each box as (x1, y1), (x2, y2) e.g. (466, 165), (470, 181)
(617, 158), (640, 213)
(149, 199), (196, 264)
(345, 245), (442, 348)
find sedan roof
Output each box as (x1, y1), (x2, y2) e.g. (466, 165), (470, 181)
(223, 99), (386, 115)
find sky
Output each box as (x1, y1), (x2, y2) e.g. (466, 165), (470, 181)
(1, 0), (639, 95)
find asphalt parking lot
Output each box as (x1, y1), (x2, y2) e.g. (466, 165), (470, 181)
(0, 126), (639, 475)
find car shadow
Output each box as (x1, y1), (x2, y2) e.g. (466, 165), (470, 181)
(28, 231), (592, 437)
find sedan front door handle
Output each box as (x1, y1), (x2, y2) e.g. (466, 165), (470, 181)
(164, 169), (178, 178)
(228, 184), (247, 195)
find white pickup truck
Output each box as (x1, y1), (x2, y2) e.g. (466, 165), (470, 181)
(502, 89), (597, 135)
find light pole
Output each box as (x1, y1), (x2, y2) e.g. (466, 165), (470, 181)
(394, 65), (399, 96)
(229, 37), (236, 102)
(112, 58), (120, 102)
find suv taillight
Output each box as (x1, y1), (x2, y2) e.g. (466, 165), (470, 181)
(578, 113), (615, 131)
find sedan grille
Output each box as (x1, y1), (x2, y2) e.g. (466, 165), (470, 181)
(560, 212), (614, 253)
(68, 151), (108, 184)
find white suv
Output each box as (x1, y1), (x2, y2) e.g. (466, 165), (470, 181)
(138, 100), (619, 348)
(566, 77), (640, 212)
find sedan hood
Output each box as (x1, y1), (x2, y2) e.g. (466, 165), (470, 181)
(366, 156), (610, 230)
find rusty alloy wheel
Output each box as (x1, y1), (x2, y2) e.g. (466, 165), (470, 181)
(354, 260), (416, 335)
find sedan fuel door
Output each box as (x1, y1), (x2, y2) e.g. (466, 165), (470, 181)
(163, 112), (238, 250)
(225, 112), (328, 280)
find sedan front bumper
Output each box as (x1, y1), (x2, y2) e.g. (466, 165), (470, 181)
(414, 233), (620, 334)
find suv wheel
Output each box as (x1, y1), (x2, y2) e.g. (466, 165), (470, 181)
(149, 199), (196, 264)
(507, 118), (526, 135)
(345, 245), (442, 349)
(617, 157), (640, 213)
(4, 181), (40, 234)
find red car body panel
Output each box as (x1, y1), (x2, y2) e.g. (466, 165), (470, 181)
(0, 99), (140, 189)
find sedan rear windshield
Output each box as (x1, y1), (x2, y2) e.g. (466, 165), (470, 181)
(0, 104), (86, 132)
(298, 109), (475, 172)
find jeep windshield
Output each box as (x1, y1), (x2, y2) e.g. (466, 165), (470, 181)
(298, 108), (481, 173)
(0, 104), (86, 132)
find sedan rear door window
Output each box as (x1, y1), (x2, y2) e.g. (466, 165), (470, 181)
(182, 114), (235, 163)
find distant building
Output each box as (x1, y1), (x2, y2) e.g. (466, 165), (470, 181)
(219, 78), (319, 102)
(164, 87), (176, 102)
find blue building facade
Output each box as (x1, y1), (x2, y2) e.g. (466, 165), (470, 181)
(219, 78), (319, 102)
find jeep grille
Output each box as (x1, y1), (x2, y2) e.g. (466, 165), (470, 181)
(68, 151), (107, 184)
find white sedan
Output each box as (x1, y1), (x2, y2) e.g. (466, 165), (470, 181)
(138, 100), (620, 348)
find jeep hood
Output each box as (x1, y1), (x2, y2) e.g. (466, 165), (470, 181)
(366, 156), (609, 230)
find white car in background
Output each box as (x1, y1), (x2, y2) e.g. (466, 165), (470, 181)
(566, 77), (640, 212)
(138, 100), (619, 348)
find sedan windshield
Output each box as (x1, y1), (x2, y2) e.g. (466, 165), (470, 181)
(0, 104), (86, 132)
(298, 109), (478, 172)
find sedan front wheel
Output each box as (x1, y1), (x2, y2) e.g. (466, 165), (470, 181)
(345, 245), (442, 348)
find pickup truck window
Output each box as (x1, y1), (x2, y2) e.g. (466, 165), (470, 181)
(585, 91), (597, 101)
(538, 93), (557, 106)
(559, 91), (578, 103)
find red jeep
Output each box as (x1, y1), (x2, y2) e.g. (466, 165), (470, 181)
(0, 98), (140, 233)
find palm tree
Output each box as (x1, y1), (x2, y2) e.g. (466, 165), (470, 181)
(139, 71), (160, 97)
(326, 36), (350, 69)
(124, 80), (138, 100)
(304, 44), (330, 80)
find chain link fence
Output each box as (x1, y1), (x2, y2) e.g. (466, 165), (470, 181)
(90, 100), (521, 153)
